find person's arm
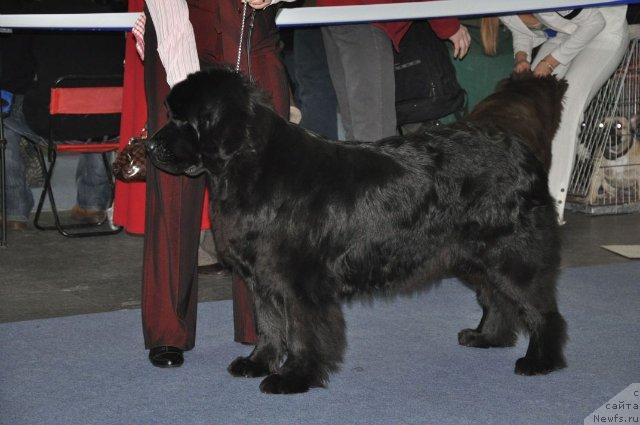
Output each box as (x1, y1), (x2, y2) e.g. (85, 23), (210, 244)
(514, 51), (531, 73)
(538, 8), (606, 65)
(145, 0), (200, 87)
(428, 18), (459, 39)
(429, 18), (471, 59)
(500, 15), (536, 63)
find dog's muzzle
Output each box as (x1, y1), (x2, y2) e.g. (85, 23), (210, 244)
(145, 138), (176, 171)
(146, 123), (204, 176)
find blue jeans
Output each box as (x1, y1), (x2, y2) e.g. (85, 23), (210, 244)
(293, 27), (338, 140)
(3, 95), (111, 222)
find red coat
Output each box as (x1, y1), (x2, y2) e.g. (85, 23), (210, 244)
(315, 0), (460, 50)
(113, 0), (149, 234)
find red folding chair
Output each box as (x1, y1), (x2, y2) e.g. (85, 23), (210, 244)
(33, 75), (124, 237)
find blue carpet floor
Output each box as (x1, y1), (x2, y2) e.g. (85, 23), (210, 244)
(1, 263), (639, 425)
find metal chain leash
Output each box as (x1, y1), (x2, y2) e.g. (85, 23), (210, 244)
(235, 1), (248, 72)
(246, 9), (255, 80)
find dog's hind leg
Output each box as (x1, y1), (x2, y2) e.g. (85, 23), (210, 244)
(228, 292), (286, 378)
(515, 308), (567, 376)
(488, 265), (567, 376)
(458, 282), (518, 348)
(259, 297), (346, 394)
(513, 271), (567, 376)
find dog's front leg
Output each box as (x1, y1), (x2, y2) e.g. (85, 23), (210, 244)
(259, 297), (346, 394)
(228, 292), (286, 378)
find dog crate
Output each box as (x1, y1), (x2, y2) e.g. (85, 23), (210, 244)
(566, 32), (640, 215)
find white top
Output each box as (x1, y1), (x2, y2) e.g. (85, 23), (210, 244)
(500, 5), (627, 65)
(145, 0), (200, 88)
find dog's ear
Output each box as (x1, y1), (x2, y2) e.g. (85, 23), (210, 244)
(199, 68), (276, 154)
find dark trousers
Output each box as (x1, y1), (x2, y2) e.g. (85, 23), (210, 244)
(293, 27), (338, 140)
(141, 7), (289, 350)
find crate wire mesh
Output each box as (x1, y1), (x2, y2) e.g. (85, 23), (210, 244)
(567, 35), (640, 215)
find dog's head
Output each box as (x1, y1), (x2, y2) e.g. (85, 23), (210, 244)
(146, 67), (270, 176)
(497, 71), (568, 138)
(468, 72), (568, 170)
(498, 70), (568, 93)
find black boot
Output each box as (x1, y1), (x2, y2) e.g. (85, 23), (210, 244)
(148, 346), (184, 368)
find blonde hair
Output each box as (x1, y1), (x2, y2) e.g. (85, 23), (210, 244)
(480, 17), (500, 57)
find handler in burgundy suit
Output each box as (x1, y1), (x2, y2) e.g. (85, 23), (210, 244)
(142, 0), (290, 367)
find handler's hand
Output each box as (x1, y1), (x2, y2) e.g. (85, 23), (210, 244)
(246, 0), (272, 9)
(513, 51), (530, 73)
(533, 54), (559, 77)
(449, 25), (471, 59)
(514, 60), (531, 74)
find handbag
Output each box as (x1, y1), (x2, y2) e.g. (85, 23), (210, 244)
(113, 131), (147, 182)
(394, 21), (467, 125)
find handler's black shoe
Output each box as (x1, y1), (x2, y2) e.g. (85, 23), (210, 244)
(148, 346), (184, 368)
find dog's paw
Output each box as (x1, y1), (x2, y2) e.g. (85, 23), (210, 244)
(457, 329), (492, 348)
(259, 373), (313, 394)
(227, 356), (270, 378)
(458, 328), (516, 348)
(514, 355), (566, 376)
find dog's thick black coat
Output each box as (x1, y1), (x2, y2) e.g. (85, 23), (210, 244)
(147, 68), (568, 394)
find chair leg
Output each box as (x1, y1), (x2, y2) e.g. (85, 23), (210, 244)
(101, 151), (117, 204)
(33, 147), (61, 231)
(33, 149), (122, 237)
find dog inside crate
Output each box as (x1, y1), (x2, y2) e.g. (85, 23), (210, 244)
(568, 40), (640, 210)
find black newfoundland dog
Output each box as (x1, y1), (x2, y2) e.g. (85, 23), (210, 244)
(147, 67), (568, 394)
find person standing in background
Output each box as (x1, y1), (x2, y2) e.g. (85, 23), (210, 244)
(318, 1), (471, 142)
(260, 0), (471, 142)
(291, 0), (339, 140)
(0, 0), (125, 230)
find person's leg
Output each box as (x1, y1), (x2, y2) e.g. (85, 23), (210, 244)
(546, 32), (629, 223)
(141, 7), (204, 359)
(322, 26), (353, 140)
(294, 27), (338, 140)
(3, 95), (35, 224)
(321, 24), (396, 142)
(75, 153), (111, 212)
